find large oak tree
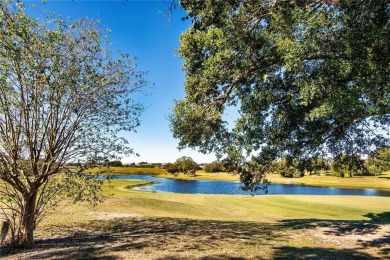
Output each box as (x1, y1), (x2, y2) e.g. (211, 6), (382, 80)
(170, 0), (389, 190)
(0, 3), (145, 245)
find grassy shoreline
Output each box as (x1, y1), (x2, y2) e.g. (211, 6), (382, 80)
(3, 170), (389, 259)
(4, 179), (388, 259)
(40, 179), (390, 228)
(90, 167), (390, 190)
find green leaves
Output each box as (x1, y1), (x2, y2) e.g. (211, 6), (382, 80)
(366, 146), (390, 175)
(171, 0), (390, 187)
(0, 3), (146, 245)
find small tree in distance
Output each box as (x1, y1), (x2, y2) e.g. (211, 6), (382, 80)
(167, 156), (199, 176)
(0, 3), (145, 246)
(204, 161), (224, 173)
(332, 154), (368, 178)
(107, 160), (123, 167)
(366, 147), (390, 175)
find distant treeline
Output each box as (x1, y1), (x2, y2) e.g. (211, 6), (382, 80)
(67, 147), (389, 178)
(202, 147), (390, 178)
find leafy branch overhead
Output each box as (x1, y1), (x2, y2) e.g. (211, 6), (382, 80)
(171, 0), (389, 188)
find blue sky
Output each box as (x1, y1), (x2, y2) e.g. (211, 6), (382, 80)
(25, 1), (217, 164)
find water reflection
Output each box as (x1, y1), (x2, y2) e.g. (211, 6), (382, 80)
(111, 175), (390, 196)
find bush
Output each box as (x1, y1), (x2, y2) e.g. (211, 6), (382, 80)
(332, 154), (368, 177)
(107, 160), (123, 167)
(278, 163), (302, 178)
(167, 163), (180, 174)
(204, 161), (225, 173)
(366, 147), (390, 175)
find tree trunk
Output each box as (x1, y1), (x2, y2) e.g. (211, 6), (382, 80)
(20, 192), (37, 246)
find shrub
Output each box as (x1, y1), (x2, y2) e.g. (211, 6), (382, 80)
(204, 161), (225, 173)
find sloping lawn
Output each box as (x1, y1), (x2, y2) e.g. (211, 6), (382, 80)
(3, 179), (389, 259)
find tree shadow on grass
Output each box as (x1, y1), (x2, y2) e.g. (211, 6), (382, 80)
(272, 246), (380, 260)
(277, 212), (390, 258)
(1, 218), (275, 259)
(155, 255), (247, 260)
(279, 218), (381, 236)
(363, 212), (390, 225)
(279, 211), (390, 236)
(2, 215), (388, 259)
(359, 211), (390, 257)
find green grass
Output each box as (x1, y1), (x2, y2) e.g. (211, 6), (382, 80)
(86, 166), (166, 175)
(39, 179), (389, 229)
(5, 179), (390, 259)
(266, 173), (390, 190)
(106, 180), (389, 221)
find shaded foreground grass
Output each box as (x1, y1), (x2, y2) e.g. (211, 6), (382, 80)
(2, 180), (390, 259)
(5, 217), (389, 259)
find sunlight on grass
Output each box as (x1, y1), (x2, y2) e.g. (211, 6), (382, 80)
(9, 179), (389, 259)
(42, 179), (390, 225)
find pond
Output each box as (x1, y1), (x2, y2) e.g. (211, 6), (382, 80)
(111, 175), (390, 196)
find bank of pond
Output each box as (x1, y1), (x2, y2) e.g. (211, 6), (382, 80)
(110, 175), (390, 196)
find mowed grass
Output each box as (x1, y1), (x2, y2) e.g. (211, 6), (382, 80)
(87, 166), (166, 175)
(5, 179), (388, 260)
(100, 180), (389, 222)
(266, 173), (390, 190)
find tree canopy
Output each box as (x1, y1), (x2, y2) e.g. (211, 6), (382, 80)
(203, 160), (225, 173)
(0, 2), (145, 245)
(332, 154), (368, 178)
(366, 146), (390, 175)
(167, 156), (199, 176)
(170, 0), (389, 190)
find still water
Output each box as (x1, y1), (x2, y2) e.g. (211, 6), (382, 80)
(111, 175), (390, 196)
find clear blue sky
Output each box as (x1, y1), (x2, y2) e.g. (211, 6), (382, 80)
(25, 0), (217, 164)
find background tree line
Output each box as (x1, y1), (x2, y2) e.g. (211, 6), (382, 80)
(202, 146), (390, 178)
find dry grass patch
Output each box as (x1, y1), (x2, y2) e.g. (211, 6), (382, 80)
(1, 180), (389, 259)
(3, 217), (389, 259)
